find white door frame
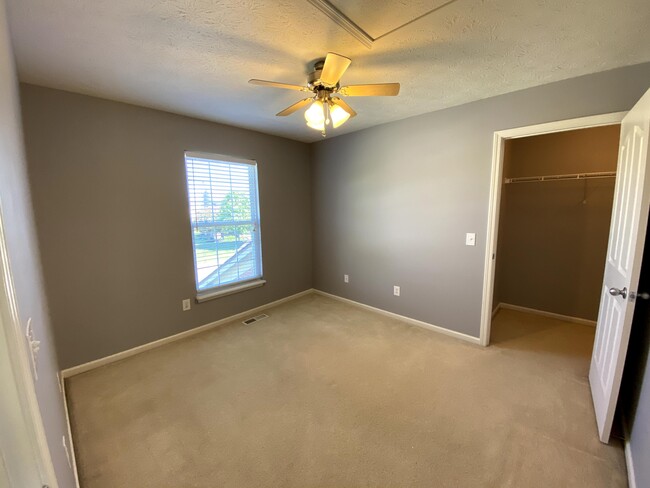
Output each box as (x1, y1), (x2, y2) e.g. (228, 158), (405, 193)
(0, 203), (59, 487)
(479, 111), (628, 346)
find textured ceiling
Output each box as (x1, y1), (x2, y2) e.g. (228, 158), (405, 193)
(6, 0), (650, 143)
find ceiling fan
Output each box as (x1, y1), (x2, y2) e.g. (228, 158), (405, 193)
(249, 52), (400, 136)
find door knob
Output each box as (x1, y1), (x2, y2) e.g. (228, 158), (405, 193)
(609, 287), (627, 299)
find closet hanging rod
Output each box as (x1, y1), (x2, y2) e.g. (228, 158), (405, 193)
(504, 171), (616, 184)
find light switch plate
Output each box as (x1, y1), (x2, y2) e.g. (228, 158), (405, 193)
(466, 233), (476, 246)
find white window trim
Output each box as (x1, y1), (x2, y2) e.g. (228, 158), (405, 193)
(196, 278), (266, 303)
(185, 151), (257, 166)
(184, 151), (264, 301)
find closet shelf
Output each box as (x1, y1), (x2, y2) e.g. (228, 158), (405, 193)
(504, 171), (616, 184)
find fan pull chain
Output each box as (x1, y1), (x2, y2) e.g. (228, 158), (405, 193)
(322, 100), (330, 137)
(324, 101), (330, 125)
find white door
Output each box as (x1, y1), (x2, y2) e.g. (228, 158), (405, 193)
(0, 210), (50, 486)
(0, 319), (45, 487)
(589, 88), (650, 443)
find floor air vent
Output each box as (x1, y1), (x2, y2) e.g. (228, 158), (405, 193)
(242, 313), (269, 325)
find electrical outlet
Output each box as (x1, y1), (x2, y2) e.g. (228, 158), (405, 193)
(393, 285), (401, 297)
(344, 274), (349, 283)
(182, 299), (191, 311)
(465, 233), (476, 246)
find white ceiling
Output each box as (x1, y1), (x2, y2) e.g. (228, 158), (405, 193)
(6, 0), (650, 143)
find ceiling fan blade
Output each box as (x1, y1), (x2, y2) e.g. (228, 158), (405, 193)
(276, 98), (313, 116)
(339, 83), (401, 97)
(331, 97), (357, 117)
(249, 79), (309, 92)
(320, 52), (352, 86)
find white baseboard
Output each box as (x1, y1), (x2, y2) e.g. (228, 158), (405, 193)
(497, 303), (596, 327)
(622, 416), (637, 488)
(492, 303), (501, 319)
(313, 289), (481, 345)
(61, 288), (314, 378)
(61, 378), (81, 488)
(625, 439), (637, 488)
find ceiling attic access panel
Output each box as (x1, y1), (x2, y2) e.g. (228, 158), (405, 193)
(326, 0), (452, 39)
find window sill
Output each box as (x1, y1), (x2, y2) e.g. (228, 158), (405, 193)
(196, 279), (266, 303)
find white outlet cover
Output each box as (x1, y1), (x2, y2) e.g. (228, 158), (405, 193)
(393, 286), (401, 296)
(182, 299), (191, 311)
(466, 233), (476, 246)
(344, 274), (349, 283)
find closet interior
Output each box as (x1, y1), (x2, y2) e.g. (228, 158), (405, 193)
(493, 124), (621, 324)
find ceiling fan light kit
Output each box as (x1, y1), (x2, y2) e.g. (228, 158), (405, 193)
(304, 98), (351, 131)
(329, 103), (351, 128)
(305, 100), (326, 130)
(249, 52), (400, 137)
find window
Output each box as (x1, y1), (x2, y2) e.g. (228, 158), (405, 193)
(184, 152), (264, 300)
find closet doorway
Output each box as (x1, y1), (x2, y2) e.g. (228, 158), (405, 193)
(480, 112), (627, 345)
(493, 125), (620, 326)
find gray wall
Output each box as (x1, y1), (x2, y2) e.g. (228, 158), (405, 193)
(621, 219), (650, 488)
(628, 349), (650, 488)
(312, 62), (650, 338)
(20, 84), (312, 369)
(625, 301), (650, 488)
(0, 2), (75, 486)
(495, 127), (618, 321)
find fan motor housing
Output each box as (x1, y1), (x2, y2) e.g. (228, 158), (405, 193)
(308, 59), (338, 91)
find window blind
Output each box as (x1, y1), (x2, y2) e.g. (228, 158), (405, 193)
(184, 152), (263, 293)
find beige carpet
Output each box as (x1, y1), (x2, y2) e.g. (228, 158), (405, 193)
(66, 294), (627, 487)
